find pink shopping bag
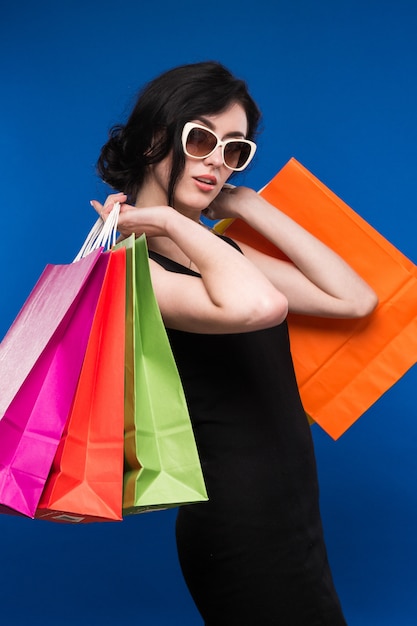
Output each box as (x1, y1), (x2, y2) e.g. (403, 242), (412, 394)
(37, 247), (126, 524)
(0, 250), (109, 517)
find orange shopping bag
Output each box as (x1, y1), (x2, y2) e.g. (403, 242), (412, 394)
(215, 158), (417, 439)
(36, 246), (126, 523)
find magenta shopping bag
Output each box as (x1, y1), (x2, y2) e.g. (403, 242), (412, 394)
(0, 250), (109, 517)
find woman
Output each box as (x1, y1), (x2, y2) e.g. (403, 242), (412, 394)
(93, 61), (377, 625)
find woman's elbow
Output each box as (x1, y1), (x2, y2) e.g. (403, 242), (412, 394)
(352, 288), (379, 318)
(255, 291), (289, 328)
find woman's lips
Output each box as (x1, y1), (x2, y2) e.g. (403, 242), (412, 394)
(193, 175), (217, 192)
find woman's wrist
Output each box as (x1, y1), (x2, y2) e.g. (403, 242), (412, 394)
(233, 188), (271, 222)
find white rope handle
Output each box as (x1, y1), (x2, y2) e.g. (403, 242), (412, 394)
(73, 202), (121, 262)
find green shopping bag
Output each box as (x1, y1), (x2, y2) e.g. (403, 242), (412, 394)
(115, 234), (207, 514)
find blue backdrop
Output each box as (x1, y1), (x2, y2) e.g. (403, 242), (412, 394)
(1, 1), (416, 624)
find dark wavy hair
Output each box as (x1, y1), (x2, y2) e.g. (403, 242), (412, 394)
(96, 61), (261, 205)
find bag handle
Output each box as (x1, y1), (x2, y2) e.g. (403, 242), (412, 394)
(74, 202), (121, 262)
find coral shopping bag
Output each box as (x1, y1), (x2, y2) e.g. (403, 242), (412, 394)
(37, 246), (126, 524)
(117, 234), (208, 514)
(0, 250), (108, 517)
(215, 158), (417, 439)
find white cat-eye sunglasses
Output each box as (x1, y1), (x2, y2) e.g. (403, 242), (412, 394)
(181, 122), (257, 171)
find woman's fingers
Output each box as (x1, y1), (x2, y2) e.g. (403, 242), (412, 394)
(90, 193), (127, 219)
(90, 199), (104, 215)
(103, 193), (127, 210)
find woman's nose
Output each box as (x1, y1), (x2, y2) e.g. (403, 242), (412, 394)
(204, 145), (224, 168)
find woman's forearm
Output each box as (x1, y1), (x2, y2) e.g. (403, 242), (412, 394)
(115, 202), (288, 332)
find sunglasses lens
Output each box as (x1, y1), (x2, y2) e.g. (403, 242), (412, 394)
(224, 142), (252, 169)
(186, 127), (217, 158)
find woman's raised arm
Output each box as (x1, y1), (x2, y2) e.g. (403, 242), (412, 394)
(205, 186), (378, 319)
(91, 196), (288, 334)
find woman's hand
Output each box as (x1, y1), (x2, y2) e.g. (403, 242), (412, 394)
(90, 192), (127, 220)
(202, 185), (257, 221)
(90, 194), (176, 240)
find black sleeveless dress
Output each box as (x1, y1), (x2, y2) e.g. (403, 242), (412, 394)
(150, 241), (347, 626)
